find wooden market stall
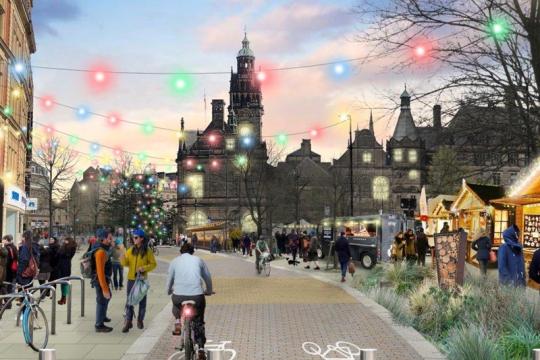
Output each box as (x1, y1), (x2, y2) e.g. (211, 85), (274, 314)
(187, 221), (228, 251)
(450, 180), (508, 263)
(491, 166), (540, 266)
(427, 195), (457, 235)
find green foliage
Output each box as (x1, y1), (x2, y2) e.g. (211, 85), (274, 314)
(366, 287), (412, 325)
(445, 325), (504, 360)
(428, 146), (466, 196)
(353, 265), (384, 290)
(384, 262), (434, 295)
(500, 324), (540, 360)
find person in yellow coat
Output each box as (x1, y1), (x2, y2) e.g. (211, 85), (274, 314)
(120, 229), (157, 332)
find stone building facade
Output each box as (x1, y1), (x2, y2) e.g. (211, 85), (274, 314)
(0, 0), (35, 241)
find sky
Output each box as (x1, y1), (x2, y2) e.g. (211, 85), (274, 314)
(31, 0), (441, 174)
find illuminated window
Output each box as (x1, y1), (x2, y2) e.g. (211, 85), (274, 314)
(409, 170), (419, 180)
(225, 138), (235, 151)
(393, 149), (403, 162)
(188, 210), (208, 227)
(493, 210), (508, 243)
(408, 149), (418, 163)
(186, 174), (204, 198)
(362, 151), (372, 163)
(372, 176), (390, 201)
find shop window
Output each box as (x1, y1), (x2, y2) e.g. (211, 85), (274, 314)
(188, 210), (208, 227)
(393, 149), (403, 162)
(186, 174), (204, 198)
(408, 149), (418, 163)
(372, 176), (389, 201)
(494, 210), (508, 243)
(492, 172), (501, 186)
(362, 151), (372, 163)
(408, 170), (419, 180)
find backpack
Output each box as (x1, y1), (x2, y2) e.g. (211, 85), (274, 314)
(80, 248), (99, 279)
(21, 246), (39, 279)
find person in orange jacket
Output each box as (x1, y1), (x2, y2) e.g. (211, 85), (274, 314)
(93, 230), (114, 332)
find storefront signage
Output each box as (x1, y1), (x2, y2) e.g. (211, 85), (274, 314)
(5, 186), (27, 211)
(27, 198), (38, 211)
(523, 215), (540, 248)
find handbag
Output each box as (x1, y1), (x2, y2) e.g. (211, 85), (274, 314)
(317, 249), (324, 259)
(21, 247), (39, 278)
(127, 274), (150, 306)
(489, 250), (497, 263)
(348, 261), (356, 275)
(8, 247), (17, 272)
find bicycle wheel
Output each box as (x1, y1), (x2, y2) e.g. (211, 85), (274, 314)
(25, 305), (49, 352)
(184, 319), (194, 360)
(264, 261), (271, 277)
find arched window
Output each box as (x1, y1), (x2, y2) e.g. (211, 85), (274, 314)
(241, 211), (258, 233)
(372, 176), (390, 201)
(188, 210), (208, 227)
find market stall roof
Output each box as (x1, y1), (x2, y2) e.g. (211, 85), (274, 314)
(428, 195), (457, 217)
(492, 159), (540, 206)
(491, 195), (540, 206)
(284, 219), (315, 228)
(187, 221), (226, 232)
(451, 180), (505, 211)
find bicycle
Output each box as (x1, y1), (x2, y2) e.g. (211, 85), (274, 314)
(176, 293), (214, 360)
(0, 284), (50, 352)
(256, 252), (271, 277)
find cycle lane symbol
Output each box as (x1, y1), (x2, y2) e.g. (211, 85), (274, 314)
(168, 340), (237, 360)
(302, 341), (363, 360)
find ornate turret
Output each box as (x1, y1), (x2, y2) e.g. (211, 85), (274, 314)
(369, 109), (374, 134)
(392, 87), (418, 141)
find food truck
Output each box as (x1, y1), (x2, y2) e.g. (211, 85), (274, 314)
(320, 213), (407, 269)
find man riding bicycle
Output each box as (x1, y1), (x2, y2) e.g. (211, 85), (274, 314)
(166, 242), (213, 360)
(255, 236), (270, 274)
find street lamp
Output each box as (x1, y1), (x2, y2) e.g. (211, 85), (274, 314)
(340, 113), (354, 216)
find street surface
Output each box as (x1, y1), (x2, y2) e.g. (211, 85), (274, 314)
(0, 247), (435, 359)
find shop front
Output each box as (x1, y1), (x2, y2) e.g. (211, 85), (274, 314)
(491, 167), (540, 273)
(3, 185), (27, 244)
(450, 180), (507, 263)
(187, 221), (228, 251)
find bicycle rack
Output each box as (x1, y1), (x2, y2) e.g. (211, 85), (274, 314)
(32, 281), (68, 334)
(46, 276), (85, 325)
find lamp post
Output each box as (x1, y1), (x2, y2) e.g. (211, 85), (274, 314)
(340, 114), (354, 216)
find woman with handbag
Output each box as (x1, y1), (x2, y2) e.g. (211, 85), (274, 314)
(472, 232), (492, 276)
(16, 231), (40, 287)
(120, 229), (156, 333)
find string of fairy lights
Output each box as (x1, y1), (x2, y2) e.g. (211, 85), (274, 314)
(3, 17), (511, 175)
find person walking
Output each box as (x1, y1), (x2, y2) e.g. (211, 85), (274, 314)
(306, 233), (321, 270)
(93, 231), (114, 332)
(111, 236), (125, 291)
(335, 232), (351, 282)
(191, 233), (198, 250)
(287, 230), (299, 265)
(498, 225), (526, 287)
(440, 222), (450, 233)
(54, 237), (77, 305)
(416, 228), (429, 267)
(121, 229), (157, 332)
(37, 238), (56, 297)
(528, 247), (540, 292)
(242, 233), (251, 257)
(404, 229), (417, 265)
(210, 235), (218, 253)
(255, 236), (270, 274)
(279, 230), (287, 256)
(2, 235), (17, 308)
(392, 232), (405, 263)
(16, 231), (40, 287)
(472, 232), (492, 276)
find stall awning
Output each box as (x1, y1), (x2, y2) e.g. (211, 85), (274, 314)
(491, 195), (540, 206)
(187, 221), (226, 232)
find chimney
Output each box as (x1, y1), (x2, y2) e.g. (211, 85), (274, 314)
(301, 139), (311, 156)
(433, 105), (441, 128)
(211, 99), (225, 127)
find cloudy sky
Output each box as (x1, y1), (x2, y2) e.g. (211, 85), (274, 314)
(31, 0), (440, 173)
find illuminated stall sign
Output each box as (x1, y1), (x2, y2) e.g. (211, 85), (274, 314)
(523, 215), (540, 248)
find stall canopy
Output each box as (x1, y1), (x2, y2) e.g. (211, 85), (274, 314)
(451, 180), (506, 211)
(284, 219), (316, 229)
(491, 166), (540, 206)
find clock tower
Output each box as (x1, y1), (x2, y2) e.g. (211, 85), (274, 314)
(227, 33), (264, 142)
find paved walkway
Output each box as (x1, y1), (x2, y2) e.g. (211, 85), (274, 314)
(138, 249), (433, 360)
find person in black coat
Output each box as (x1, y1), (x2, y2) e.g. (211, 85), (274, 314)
(472, 233), (492, 276)
(416, 228), (429, 267)
(53, 237), (77, 305)
(334, 232), (351, 283)
(16, 231), (40, 286)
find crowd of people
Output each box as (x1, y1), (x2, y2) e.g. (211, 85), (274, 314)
(391, 227), (430, 266)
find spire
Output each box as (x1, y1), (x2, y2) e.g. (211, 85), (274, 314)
(176, 117), (186, 162)
(393, 87), (418, 141)
(238, 31), (254, 57)
(369, 109), (374, 134)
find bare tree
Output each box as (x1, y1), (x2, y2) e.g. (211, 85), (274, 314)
(33, 137), (77, 235)
(355, 0), (540, 163)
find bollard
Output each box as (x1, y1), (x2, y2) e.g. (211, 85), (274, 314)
(66, 283), (72, 325)
(361, 348), (376, 360)
(48, 287), (57, 335)
(80, 279), (85, 317)
(39, 348), (56, 360)
(533, 349), (540, 360)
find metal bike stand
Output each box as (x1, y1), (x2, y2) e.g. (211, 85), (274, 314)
(56, 276), (85, 318)
(38, 348), (56, 360)
(533, 349), (540, 360)
(26, 285), (57, 335)
(360, 348), (376, 360)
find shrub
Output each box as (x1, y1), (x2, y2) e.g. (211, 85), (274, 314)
(353, 265), (384, 291)
(384, 262), (434, 295)
(500, 324), (540, 360)
(366, 287), (412, 325)
(445, 324), (504, 360)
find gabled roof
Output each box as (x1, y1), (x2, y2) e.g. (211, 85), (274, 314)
(392, 108), (418, 141)
(467, 183), (506, 203)
(452, 180), (506, 211)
